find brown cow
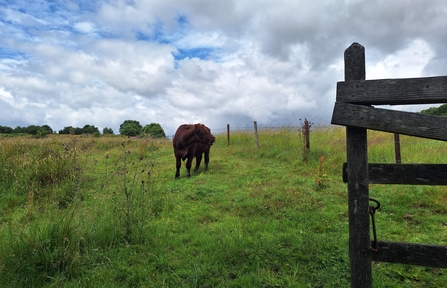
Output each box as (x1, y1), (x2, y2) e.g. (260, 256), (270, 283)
(173, 124), (215, 179)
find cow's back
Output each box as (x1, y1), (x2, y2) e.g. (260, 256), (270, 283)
(173, 124), (193, 150)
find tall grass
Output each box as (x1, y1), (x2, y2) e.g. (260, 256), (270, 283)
(0, 128), (446, 287)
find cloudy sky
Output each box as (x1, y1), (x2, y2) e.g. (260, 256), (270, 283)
(1, 0), (446, 136)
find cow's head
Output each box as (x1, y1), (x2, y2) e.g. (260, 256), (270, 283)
(194, 123), (215, 145)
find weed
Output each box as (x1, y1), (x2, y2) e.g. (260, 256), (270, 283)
(315, 155), (328, 188)
(98, 140), (155, 244)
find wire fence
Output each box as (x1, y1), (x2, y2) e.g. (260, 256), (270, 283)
(168, 120), (314, 150)
(167, 120), (315, 141)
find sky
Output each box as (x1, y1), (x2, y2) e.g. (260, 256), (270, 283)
(1, 0), (446, 136)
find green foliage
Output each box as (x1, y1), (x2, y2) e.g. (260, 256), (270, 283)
(142, 122), (166, 138)
(103, 127), (114, 134)
(1, 124), (53, 135)
(0, 125), (13, 134)
(1, 129), (447, 287)
(81, 124), (100, 134)
(59, 126), (75, 135)
(119, 120), (142, 137)
(96, 140), (156, 244)
(33, 128), (49, 138)
(59, 125), (99, 135)
(419, 103), (447, 116)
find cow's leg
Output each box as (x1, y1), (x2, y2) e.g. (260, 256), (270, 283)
(175, 156), (181, 179)
(185, 157), (193, 178)
(204, 150), (210, 171)
(194, 153), (202, 172)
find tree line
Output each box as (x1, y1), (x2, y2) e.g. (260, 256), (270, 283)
(419, 103), (447, 117)
(0, 120), (166, 138)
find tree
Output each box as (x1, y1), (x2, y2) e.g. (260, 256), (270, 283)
(59, 125), (98, 135)
(34, 128), (49, 138)
(103, 127), (114, 134)
(59, 126), (74, 134)
(419, 103), (447, 116)
(81, 124), (99, 134)
(25, 125), (40, 135)
(42, 125), (53, 134)
(13, 126), (25, 134)
(0, 126), (13, 134)
(142, 123), (166, 138)
(119, 120), (142, 137)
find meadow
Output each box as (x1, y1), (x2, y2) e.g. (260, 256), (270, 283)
(1, 126), (447, 287)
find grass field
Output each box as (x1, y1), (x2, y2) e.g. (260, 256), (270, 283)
(1, 126), (447, 287)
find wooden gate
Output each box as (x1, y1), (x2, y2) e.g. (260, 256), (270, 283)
(331, 42), (447, 287)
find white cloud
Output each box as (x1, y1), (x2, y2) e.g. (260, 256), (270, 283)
(0, 87), (14, 106)
(368, 39), (435, 79)
(74, 21), (95, 34)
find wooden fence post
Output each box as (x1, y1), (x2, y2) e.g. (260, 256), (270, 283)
(394, 133), (402, 164)
(254, 121), (259, 147)
(333, 43), (447, 281)
(344, 43), (372, 287)
(227, 124), (230, 146)
(303, 118), (310, 151)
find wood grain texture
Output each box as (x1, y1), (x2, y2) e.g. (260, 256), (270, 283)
(371, 241), (447, 268)
(336, 76), (447, 105)
(344, 42), (372, 288)
(331, 102), (447, 141)
(343, 163), (447, 185)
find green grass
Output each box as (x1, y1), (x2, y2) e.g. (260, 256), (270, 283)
(1, 128), (447, 287)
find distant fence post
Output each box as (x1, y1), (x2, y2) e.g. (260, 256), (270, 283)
(303, 118), (310, 151)
(394, 133), (401, 164)
(227, 124), (230, 146)
(253, 121), (259, 147)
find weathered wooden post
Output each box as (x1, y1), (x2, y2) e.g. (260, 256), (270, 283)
(344, 43), (372, 287)
(394, 133), (401, 163)
(303, 118), (310, 150)
(227, 124), (230, 146)
(253, 121), (259, 147)
(333, 43), (447, 285)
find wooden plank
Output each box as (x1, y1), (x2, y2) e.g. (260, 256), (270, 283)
(337, 76), (447, 105)
(371, 241), (447, 268)
(343, 163), (447, 185)
(344, 42), (372, 288)
(331, 102), (447, 141)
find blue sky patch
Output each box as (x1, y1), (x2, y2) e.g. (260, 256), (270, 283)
(172, 47), (222, 68)
(0, 47), (29, 60)
(135, 21), (171, 44)
(174, 48), (215, 61)
(176, 15), (188, 26)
